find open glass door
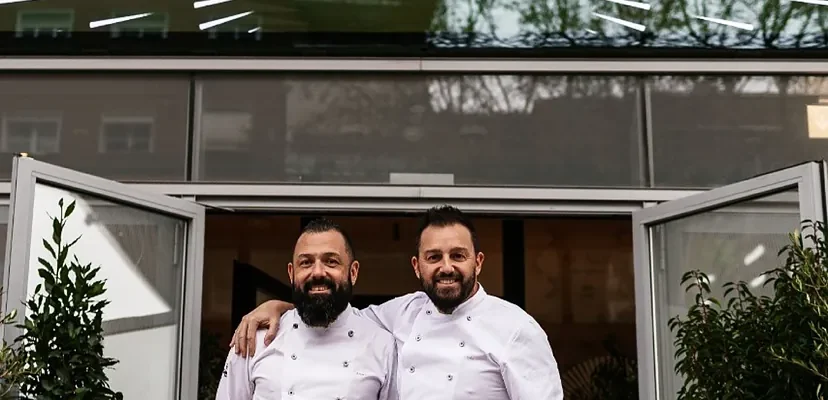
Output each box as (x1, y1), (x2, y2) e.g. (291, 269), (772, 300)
(632, 162), (826, 400)
(1, 156), (205, 400)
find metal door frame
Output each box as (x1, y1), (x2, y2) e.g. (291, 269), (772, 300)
(631, 162), (826, 400)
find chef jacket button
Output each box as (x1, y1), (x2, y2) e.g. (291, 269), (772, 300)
(426, 310), (432, 315)
(415, 335), (421, 341)
(447, 374), (454, 381)
(348, 330), (354, 337)
(459, 341), (465, 347)
(291, 354), (297, 360)
(288, 390), (294, 395)
(466, 316), (472, 321)
(409, 366), (415, 373)
(343, 361), (349, 367)
(292, 323), (298, 329)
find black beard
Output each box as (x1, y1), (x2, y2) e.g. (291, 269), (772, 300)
(292, 276), (352, 327)
(420, 269), (476, 313)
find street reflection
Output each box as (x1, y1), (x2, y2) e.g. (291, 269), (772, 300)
(0, 0), (825, 53)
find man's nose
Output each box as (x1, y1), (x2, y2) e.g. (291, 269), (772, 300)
(310, 261), (326, 278)
(438, 256), (454, 272)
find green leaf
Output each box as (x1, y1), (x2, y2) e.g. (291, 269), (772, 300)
(64, 200), (75, 218)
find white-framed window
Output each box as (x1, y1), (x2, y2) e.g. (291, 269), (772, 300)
(110, 11), (169, 39)
(99, 116), (154, 154)
(1, 114), (61, 154)
(15, 9), (74, 38)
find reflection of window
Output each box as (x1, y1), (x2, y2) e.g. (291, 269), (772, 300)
(15, 10), (73, 38)
(110, 12), (168, 39)
(1, 115), (61, 154)
(100, 116), (154, 154)
(201, 111), (251, 150)
(206, 15), (262, 39)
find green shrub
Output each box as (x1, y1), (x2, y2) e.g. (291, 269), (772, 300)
(15, 199), (123, 399)
(670, 220), (828, 400)
(0, 298), (26, 399)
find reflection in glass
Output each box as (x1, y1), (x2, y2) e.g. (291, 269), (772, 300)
(650, 75), (828, 188)
(0, 75), (190, 181)
(1, 0), (827, 54)
(197, 74), (643, 187)
(650, 191), (799, 400)
(25, 184), (185, 400)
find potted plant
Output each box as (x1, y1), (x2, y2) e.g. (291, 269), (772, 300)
(670, 220), (828, 399)
(14, 198), (123, 399)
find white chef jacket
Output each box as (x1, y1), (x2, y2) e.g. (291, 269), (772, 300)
(216, 304), (398, 400)
(359, 285), (563, 400)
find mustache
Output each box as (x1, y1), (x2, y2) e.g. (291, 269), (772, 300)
(431, 271), (462, 281)
(302, 278), (336, 292)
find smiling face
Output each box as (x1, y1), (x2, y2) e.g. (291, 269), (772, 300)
(288, 229), (359, 327)
(412, 223), (483, 313)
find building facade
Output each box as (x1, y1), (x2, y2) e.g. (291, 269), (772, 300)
(0, 1), (827, 399)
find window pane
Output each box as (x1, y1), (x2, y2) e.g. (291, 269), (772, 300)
(650, 193), (799, 399)
(649, 75), (828, 188)
(196, 75), (644, 186)
(524, 218), (637, 398)
(26, 184), (185, 399)
(0, 75), (189, 180)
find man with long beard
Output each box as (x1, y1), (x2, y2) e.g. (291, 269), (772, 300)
(229, 206), (564, 400)
(216, 218), (398, 400)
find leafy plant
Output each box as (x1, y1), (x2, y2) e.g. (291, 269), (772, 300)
(0, 291), (26, 400)
(669, 220), (828, 400)
(15, 198), (123, 399)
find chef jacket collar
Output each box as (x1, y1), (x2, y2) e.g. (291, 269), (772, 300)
(428, 283), (487, 318)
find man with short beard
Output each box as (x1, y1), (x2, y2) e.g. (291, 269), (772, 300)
(216, 218), (398, 400)
(230, 206), (564, 400)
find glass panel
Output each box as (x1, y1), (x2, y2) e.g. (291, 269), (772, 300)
(650, 191), (800, 399)
(197, 75), (643, 187)
(26, 183), (185, 399)
(524, 218), (636, 398)
(0, 75), (189, 181)
(650, 75), (828, 188)
(0, 0), (824, 55)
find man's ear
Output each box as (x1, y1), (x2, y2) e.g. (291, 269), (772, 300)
(474, 252), (485, 276)
(287, 262), (295, 285)
(411, 256), (420, 280)
(349, 260), (360, 285)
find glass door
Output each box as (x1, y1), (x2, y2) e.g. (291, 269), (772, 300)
(1, 155), (205, 400)
(632, 162), (826, 400)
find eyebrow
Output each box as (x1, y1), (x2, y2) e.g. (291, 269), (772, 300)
(297, 252), (342, 259)
(424, 247), (470, 254)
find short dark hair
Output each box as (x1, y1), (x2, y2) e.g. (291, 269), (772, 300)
(301, 217), (356, 260)
(415, 205), (479, 255)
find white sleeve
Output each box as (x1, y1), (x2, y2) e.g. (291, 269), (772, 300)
(215, 348), (254, 400)
(358, 293), (419, 333)
(378, 339), (399, 400)
(499, 319), (563, 400)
